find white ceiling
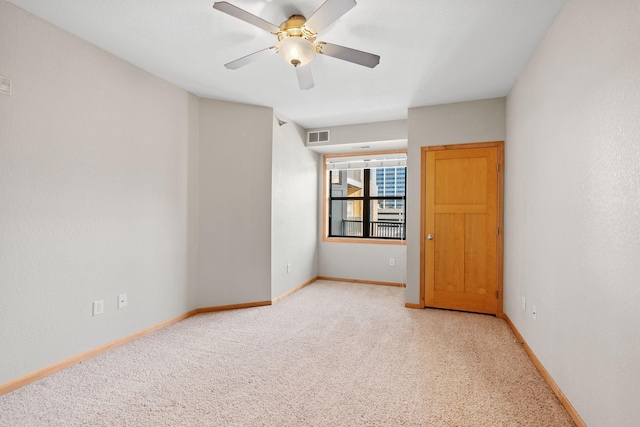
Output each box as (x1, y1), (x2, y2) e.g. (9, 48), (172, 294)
(7, 0), (566, 129)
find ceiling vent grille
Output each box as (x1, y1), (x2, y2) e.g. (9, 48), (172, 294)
(307, 130), (330, 144)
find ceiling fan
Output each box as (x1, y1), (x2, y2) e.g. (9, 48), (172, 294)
(212, 0), (380, 90)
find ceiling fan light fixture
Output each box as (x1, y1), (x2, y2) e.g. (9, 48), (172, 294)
(278, 36), (316, 67)
(213, 0), (380, 88)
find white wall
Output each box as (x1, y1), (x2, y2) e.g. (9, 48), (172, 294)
(405, 98), (506, 304)
(314, 121), (408, 284)
(318, 241), (407, 284)
(197, 99), (273, 306)
(271, 115), (319, 299)
(0, 1), (199, 384)
(307, 119), (407, 149)
(504, 0), (640, 425)
(186, 94), (200, 310)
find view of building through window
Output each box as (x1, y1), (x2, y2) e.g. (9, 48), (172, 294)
(328, 166), (406, 239)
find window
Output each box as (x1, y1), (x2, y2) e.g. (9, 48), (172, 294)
(326, 153), (406, 241)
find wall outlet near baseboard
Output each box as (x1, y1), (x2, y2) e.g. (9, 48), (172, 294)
(389, 258), (395, 266)
(117, 294), (127, 309)
(521, 296), (526, 312)
(0, 76), (10, 96)
(286, 263), (291, 273)
(92, 300), (104, 316)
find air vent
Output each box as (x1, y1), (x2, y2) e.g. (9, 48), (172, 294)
(307, 130), (330, 144)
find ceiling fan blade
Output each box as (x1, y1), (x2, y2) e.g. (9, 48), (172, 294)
(296, 64), (314, 90)
(224, 47), (277, 70)
(303, 0), (356, 34)
(213, 2), (280, 34)
(317, 42), (380, 68)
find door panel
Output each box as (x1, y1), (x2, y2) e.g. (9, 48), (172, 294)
(434, 213), (463, 292)
(464, 213), (487, 295)
(435, 157), (487, 205)
(424, 146), (500, 314)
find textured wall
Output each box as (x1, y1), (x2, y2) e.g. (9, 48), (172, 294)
(271, 115), (319, 299)
(307, 120), (407, 149)
(0, 1), (199, 384)
(318, 240), (407, 284)
(504, 0), (640, 425)
(312, 120), (409, 284)
(197, 99), (273, 306)
(405, 98), (507, 304)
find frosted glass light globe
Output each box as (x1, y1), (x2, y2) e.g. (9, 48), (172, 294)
(278, 37), (316, 67)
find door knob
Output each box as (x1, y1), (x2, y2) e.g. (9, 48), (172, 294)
(426, 234), (434, 240)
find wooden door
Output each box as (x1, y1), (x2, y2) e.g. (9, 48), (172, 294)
(422, 144), (503, 314)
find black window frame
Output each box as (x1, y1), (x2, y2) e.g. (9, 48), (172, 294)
(328, 167), (406, 240)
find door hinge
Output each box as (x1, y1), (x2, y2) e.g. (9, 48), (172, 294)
(497, 163), (500, 172)
(496, 227), (499, 236)
(496, 290), (499, 299)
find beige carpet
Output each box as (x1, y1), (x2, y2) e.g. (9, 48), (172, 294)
(0, 280), (574, 426)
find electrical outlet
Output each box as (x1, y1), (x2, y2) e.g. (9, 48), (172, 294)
(0, 76), (10, 96)
(92, 300), (104, 316)
(117, 293), (127, 309)
(389, 258), (395, 266)
(286, 263), (291, 273)
(532, 304), (537, 321)
(521, 296), (526, 312)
